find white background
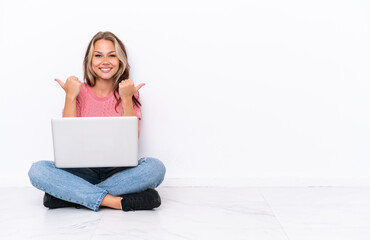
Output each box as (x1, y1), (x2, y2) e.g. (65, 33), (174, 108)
(1, 0), (370, 187)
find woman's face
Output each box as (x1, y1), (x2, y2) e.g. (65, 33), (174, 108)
(92, 39), (119, 82)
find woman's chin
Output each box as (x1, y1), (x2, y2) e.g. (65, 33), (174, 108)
(96, 76), (115, 82)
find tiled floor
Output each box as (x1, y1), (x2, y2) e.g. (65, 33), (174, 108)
(1, 187), (369, 239)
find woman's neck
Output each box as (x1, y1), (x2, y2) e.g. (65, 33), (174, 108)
(92, 78), (114, 97)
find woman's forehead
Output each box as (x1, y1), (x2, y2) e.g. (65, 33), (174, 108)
(94, 39), (115, 51)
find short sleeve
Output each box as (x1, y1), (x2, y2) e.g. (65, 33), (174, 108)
(133, 92), (142, 120)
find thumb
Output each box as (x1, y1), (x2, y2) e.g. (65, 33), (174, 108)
(136, 83), (146, 91)
(54, 78), (65, 89)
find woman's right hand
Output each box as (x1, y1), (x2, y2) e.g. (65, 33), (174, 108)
(55, 76), (82, 100)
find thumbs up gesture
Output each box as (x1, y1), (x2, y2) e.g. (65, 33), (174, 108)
(119, 78), (145, 100)
(54, 76), (82, 100)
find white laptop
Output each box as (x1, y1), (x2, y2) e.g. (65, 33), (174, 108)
(51, 117), (138, 168)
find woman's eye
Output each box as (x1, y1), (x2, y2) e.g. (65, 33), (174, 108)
(109, 55), (116, 57)
(95, 54), (102, 57)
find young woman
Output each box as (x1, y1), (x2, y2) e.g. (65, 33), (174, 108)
(28, 32), (166, 212)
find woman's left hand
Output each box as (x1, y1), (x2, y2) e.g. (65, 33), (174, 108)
(119, 78), (145, 100)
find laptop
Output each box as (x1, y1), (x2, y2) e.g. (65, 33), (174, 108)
(51, 117), (138, 168)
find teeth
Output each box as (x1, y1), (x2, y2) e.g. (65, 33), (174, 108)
(101, 68), (111, 71)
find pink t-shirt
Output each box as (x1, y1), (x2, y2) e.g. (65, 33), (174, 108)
(63, 83), (142, 119)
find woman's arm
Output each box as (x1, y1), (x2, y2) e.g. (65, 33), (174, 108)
(55, 76), (82, 118)
(63, 95), (77, 117)
(121, 97), (135, 116)
(119, 78), (145, 138)
(121, 97), (140, 137)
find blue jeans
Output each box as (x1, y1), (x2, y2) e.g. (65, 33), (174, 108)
(28, 157), (166, 211)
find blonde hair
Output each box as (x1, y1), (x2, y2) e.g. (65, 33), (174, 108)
(83, 31), (141, 111)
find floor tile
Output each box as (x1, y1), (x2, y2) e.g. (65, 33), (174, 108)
(0, 187), (289, 240)
(260, 187), (370, 240)
(92, 187), (289, 240)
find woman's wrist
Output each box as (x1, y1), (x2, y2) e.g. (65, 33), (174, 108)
(121, 96), (133, 103)
(65, 94), (77, 102)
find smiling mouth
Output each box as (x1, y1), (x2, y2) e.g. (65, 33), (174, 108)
(99, 68), (112, 73)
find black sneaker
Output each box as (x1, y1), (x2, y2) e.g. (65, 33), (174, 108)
(43, 193), (80, 209)
(120, 189), (161, 211)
